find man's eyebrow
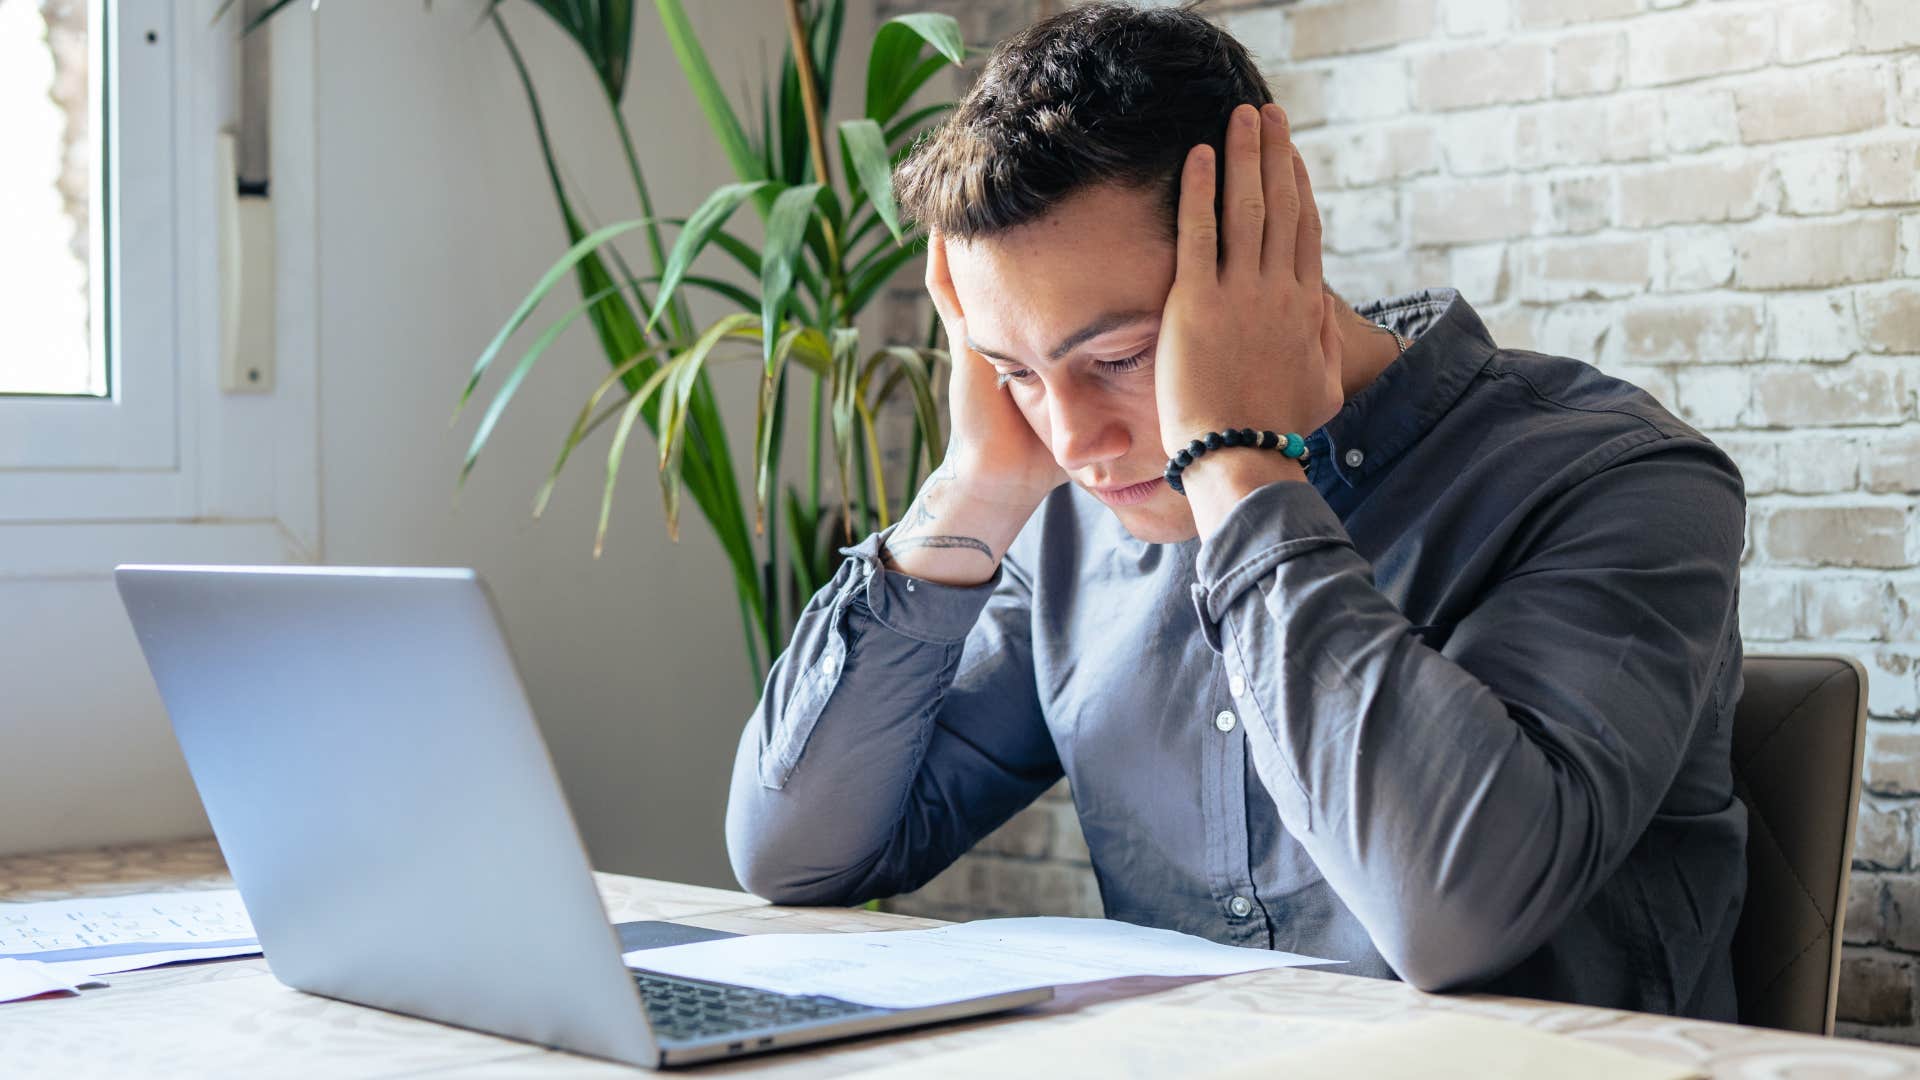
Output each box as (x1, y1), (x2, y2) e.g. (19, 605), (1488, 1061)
(966, 309), (1160, 366)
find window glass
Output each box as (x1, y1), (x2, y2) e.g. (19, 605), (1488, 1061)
(0, 0), (103, 397)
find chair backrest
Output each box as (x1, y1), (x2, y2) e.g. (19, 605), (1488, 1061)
(1729, 654), (1868, 1035)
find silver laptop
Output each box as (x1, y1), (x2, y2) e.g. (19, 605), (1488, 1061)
(115, 564), (1049, 1068)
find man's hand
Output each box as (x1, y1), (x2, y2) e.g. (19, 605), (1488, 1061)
(925, 231), (1067, 511)
(878, 233), (1066, 587)
(1156, 102), (1345, 536)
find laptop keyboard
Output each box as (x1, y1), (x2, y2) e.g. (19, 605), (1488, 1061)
(633, 970), (884, 1043)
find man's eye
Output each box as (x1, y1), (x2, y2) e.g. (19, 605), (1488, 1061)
(996, 368), (1035, 387)
(1100, 348), (1152, 374)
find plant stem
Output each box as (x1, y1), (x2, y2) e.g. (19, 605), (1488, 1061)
(783, 0), (852, 331)
(808, 374), (824, 509)
(853, 419), (873, 536)
(782, 0), (833, 195)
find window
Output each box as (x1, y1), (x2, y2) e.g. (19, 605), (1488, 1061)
(0, 1), (317, 563)
(0, 0), (103, 398)
(0, 0), (175, 476)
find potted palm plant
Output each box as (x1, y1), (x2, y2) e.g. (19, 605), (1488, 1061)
(229, 0), (966, 684)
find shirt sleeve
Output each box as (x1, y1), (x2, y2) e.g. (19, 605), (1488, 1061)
(724, 526), (1062, 904)
(1191, 434), (1745, 992)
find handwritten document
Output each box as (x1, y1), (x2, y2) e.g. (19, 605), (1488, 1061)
(625, 916), (1337, 1009)
(0, 890), (259, 982)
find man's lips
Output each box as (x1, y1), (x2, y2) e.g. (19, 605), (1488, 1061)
(1086, 476), (1165, 506)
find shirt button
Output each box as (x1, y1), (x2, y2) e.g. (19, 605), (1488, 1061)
(1344, 448), (1365, 468)
(1213, 710), (1237, 733)
(1228, 895), (1254, 918)
(820, 655), (838, 677)
(1229, 673), (1247, 697)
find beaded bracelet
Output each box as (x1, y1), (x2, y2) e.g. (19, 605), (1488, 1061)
(1164, 428), (1309, 496)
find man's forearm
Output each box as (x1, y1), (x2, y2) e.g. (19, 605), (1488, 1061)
(1193, 452), (1741, 991)
(727, 535), (994, 902)
(881, 461), (1043, 586)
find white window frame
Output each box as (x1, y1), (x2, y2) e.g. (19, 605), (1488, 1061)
(0, 1), (318, 567)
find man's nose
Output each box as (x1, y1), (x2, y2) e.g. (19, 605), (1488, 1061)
(1046, 384), (1129, 472)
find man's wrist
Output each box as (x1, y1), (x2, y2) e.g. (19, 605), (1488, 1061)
(880, 473), (1040, 587)
(1182, 448), (1309, 538)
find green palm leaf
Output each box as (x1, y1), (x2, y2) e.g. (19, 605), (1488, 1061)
(455, 218), (653, 421)
(759, 184), (826, 369)
(648, 180), (768, 332)
(865, 14), (964, 125)
(535, 349), (677, 519)
(838, 119), (903, 245)
(654, 313), (761, 540)
(656, 0), (765, 194)
(522, 0), (635, 104)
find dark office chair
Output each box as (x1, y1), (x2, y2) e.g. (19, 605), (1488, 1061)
(1729, 654), (1869, 1035)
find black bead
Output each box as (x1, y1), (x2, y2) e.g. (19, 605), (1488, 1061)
(1175, 449), (1192, 467)
(1219, 429), (1240, 447)
(1259, 430), (1279, 449)
(1187, 439), (1207, 458)
(1204, 432), (1224, 449)
(1236, 428), (1253, 445)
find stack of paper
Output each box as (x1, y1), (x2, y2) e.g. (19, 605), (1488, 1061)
(625, 916), (1338, 1009)
(0, 889), (260, 1002)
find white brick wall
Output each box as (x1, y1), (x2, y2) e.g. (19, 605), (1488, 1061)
(876, 0), (1920, 1040)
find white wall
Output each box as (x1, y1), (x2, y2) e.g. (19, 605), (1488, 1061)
(0, 0), (874, 891)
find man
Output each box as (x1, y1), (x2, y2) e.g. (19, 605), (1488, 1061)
(727, 3), (1747, 1019)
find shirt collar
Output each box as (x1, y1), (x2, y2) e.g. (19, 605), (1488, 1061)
(1307, 288), (1498, 490)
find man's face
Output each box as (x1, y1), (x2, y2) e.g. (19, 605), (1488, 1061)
(945, 183), (1198, 543)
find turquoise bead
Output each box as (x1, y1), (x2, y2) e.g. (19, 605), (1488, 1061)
(1282, 432), (1306, 459)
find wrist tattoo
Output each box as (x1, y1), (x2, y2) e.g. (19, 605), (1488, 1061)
(897, 493), (938, 534)
(883, 534), (995, 564)
(894, 459), (956, 538)
(881, 458), (995, 567)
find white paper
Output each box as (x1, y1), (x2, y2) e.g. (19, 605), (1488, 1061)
(0, 889), (259, 979)
(36, 944), (264, 982)
(625, 916), (1336, 1009)
(0, 959), (79, 1004)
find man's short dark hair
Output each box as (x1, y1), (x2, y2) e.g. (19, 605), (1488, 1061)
(894, 2), (1273, 241)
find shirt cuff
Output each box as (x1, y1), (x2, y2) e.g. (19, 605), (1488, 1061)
(1190, 480), (1354, 640)
(837, 526), (1001, 646)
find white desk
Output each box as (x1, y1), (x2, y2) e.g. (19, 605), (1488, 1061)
(3, 840), (1916, 1077)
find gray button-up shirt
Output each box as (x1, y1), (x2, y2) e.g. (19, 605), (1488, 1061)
(727, 288), (1748, 1020)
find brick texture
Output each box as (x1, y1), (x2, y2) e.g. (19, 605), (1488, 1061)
(876, 0), (1920, 1045)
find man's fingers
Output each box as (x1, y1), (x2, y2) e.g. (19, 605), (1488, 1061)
(1292, 143), (1324, 294)
(1260, 103), (1299, 279)
(1175, 143), (1219, 284)
(1222, 103), (1265, 275)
